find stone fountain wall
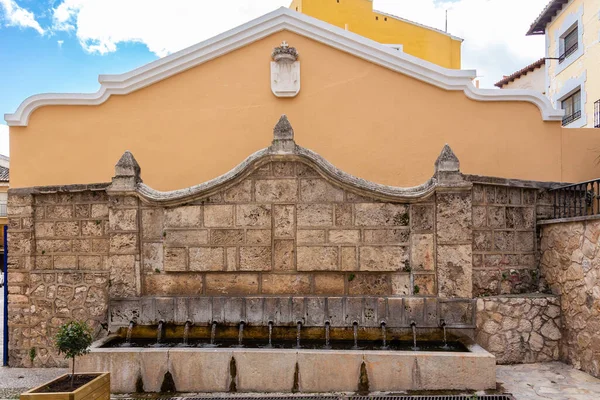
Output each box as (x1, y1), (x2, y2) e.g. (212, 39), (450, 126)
(5, 116), (561, 367)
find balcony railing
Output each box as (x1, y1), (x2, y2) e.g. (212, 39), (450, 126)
(562, 109), (581, 126)
(558, 42), (578, 64)
(0, 204), (6, 217)
(550, 179), (600, 219)
(595, 100), (600, 128)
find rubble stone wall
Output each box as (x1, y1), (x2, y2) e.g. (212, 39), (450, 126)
(6, 189), (110, 367)
(475, 295), (561, 364)
(540, 219), (600, 377)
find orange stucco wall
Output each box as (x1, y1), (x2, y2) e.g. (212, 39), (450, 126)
(9, 31), (600, 191)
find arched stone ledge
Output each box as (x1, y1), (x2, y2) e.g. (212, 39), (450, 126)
(109, 115), (461, 206)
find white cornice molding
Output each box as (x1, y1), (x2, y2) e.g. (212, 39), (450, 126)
(4, 7), (564, 126)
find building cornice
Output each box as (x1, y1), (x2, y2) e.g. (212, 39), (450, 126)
(4, 7), (563, 126)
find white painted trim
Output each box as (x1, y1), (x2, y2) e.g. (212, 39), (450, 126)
(554, 70), (587, 128)
(4, 7), (564, 126)
(553, 4), (584, 75)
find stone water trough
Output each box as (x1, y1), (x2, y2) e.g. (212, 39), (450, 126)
(78, 296), (496, 393)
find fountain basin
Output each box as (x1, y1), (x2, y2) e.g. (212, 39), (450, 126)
(79, 335), (495, 393)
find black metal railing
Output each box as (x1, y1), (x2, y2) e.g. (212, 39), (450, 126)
(551, 179), (600, 219)
(562, 109), (581, 126)
(559, 42), (578, 63)
(595, 99), (600, 128)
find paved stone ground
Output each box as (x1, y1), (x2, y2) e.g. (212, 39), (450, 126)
(497, 362), (600, 400)
(1, 363), (600, 399)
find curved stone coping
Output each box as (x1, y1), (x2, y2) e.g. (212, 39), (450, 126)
(134, 146), (436, 205)
(109, 296), (476, 330)
(81, 335), (496, 393)
(537, 214), (600, 226)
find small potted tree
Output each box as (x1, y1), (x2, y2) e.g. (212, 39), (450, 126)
(20, 321), (110, 400)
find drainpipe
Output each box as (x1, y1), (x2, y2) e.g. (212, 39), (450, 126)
(3, 225), (8, 366)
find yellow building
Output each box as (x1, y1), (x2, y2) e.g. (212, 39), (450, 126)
(290, 0), (462, 69)
(527, 0), (600, 128)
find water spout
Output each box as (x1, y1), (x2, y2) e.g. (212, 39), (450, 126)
(352, 321), (359, 350)
(440, 319), (448, 349)
(238, 321), (245, 347)
(210, 321), (217, 346)
(296, 321), (302, 349)
(380, 321), (387, 349)
(182, 321), (191, 346)
(324, 321), (331, 349)
(156, 320), (164, 344)
(125, 321), (135, 346)
(410, 320), (418, 351)
(267, 320), (274, 348)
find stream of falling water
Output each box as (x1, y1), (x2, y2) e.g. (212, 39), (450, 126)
(156, 321), (163, 344)
(324, 323), (330, 348)
(238, 322), (245, 346)
(296, 322), (302, 348)
(125, 321), (134, 345)
(411, 324), (418, 351)
(210, 322), (217, 345)
(352, 323), (359, 349)
(442, 325), (448, 349)
(268, 322), (273, 348)
(182, 322), (190, 346)
(381, 323), (387, 349)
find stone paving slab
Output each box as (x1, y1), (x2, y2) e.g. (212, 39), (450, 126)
(498, 362), (600, 400)
(1, 362), (600, 399)
(0, 367), (68, 399)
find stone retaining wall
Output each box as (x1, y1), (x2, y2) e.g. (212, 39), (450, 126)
(540, 219), (600, 377)
(475, 295), (561, 364)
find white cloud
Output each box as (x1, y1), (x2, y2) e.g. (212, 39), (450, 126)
(50, 0), (548, 87)
(0, 0), (45, 34)
(0, 124), (9, 157)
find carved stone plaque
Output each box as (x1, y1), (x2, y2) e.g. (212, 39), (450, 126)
(271, 41), (300, 98)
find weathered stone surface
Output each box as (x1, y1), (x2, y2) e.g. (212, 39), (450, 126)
(109, 233), (137, 254)
(391, 273), (410, 295)
(189, 247), (225, 271)
(363, 229), (409, 244)
(143, 274), (203, 295)
(165, 206), (202, 228)
(239, 247), (271, 271)
(334, 204), (353, 226)
(224, 180), (252, 203)
(411, 234), (434, 271)
(359, 246), (406, 271)
(143, 243), (163, 272)
(437, 244), (472, 298)
(204, 205), (234, 227)
(411, 204), (434, 231)
(246, 229), (271, 244)
(34, 222), (54, 237)
(274, 205), (294, 238)
(414, 274), (436, 296)
(255, 179), (298, 202)
(297, 204), (333, 226)
(340, 247), (358, 271)
(314, 274), (345, 295)
(261, 274), (311, 294)
(209, 229), (242, 245)
(436, 193), (471, 243)
(297, 246), (338, 271)
(476, 296), (561, 364)
(164, 248), (187, 271)
(236, 204), (271, 227)
(299, 179), (344, 202)
(142, 208), (164, 239)
(297, 229), (326, 244)
(167, 230), (209, 246)
(348, 274), (390, 295)
(205, 273), (259, 295)
(109, 209), (138, 231)
(328, 229), (360, 244)
(355, 203), (409, 226)
(109, 255), (136, 297)
(487, 206), (505, 228)
(274, 240), (295, 271)
(81, 220), (103, 236)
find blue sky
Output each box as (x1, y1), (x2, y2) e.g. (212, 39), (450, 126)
(0, 0), (547, 158)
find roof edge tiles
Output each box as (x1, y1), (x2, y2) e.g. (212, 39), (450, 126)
(527, 0), (569, 35)
(495, 58), (546, 88)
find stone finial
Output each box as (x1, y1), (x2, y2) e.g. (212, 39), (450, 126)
(434, 144), (467, 185)
(434, 144), (460, 173)
(109, 150), (142, 192)
(271, 115), (296, 153)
